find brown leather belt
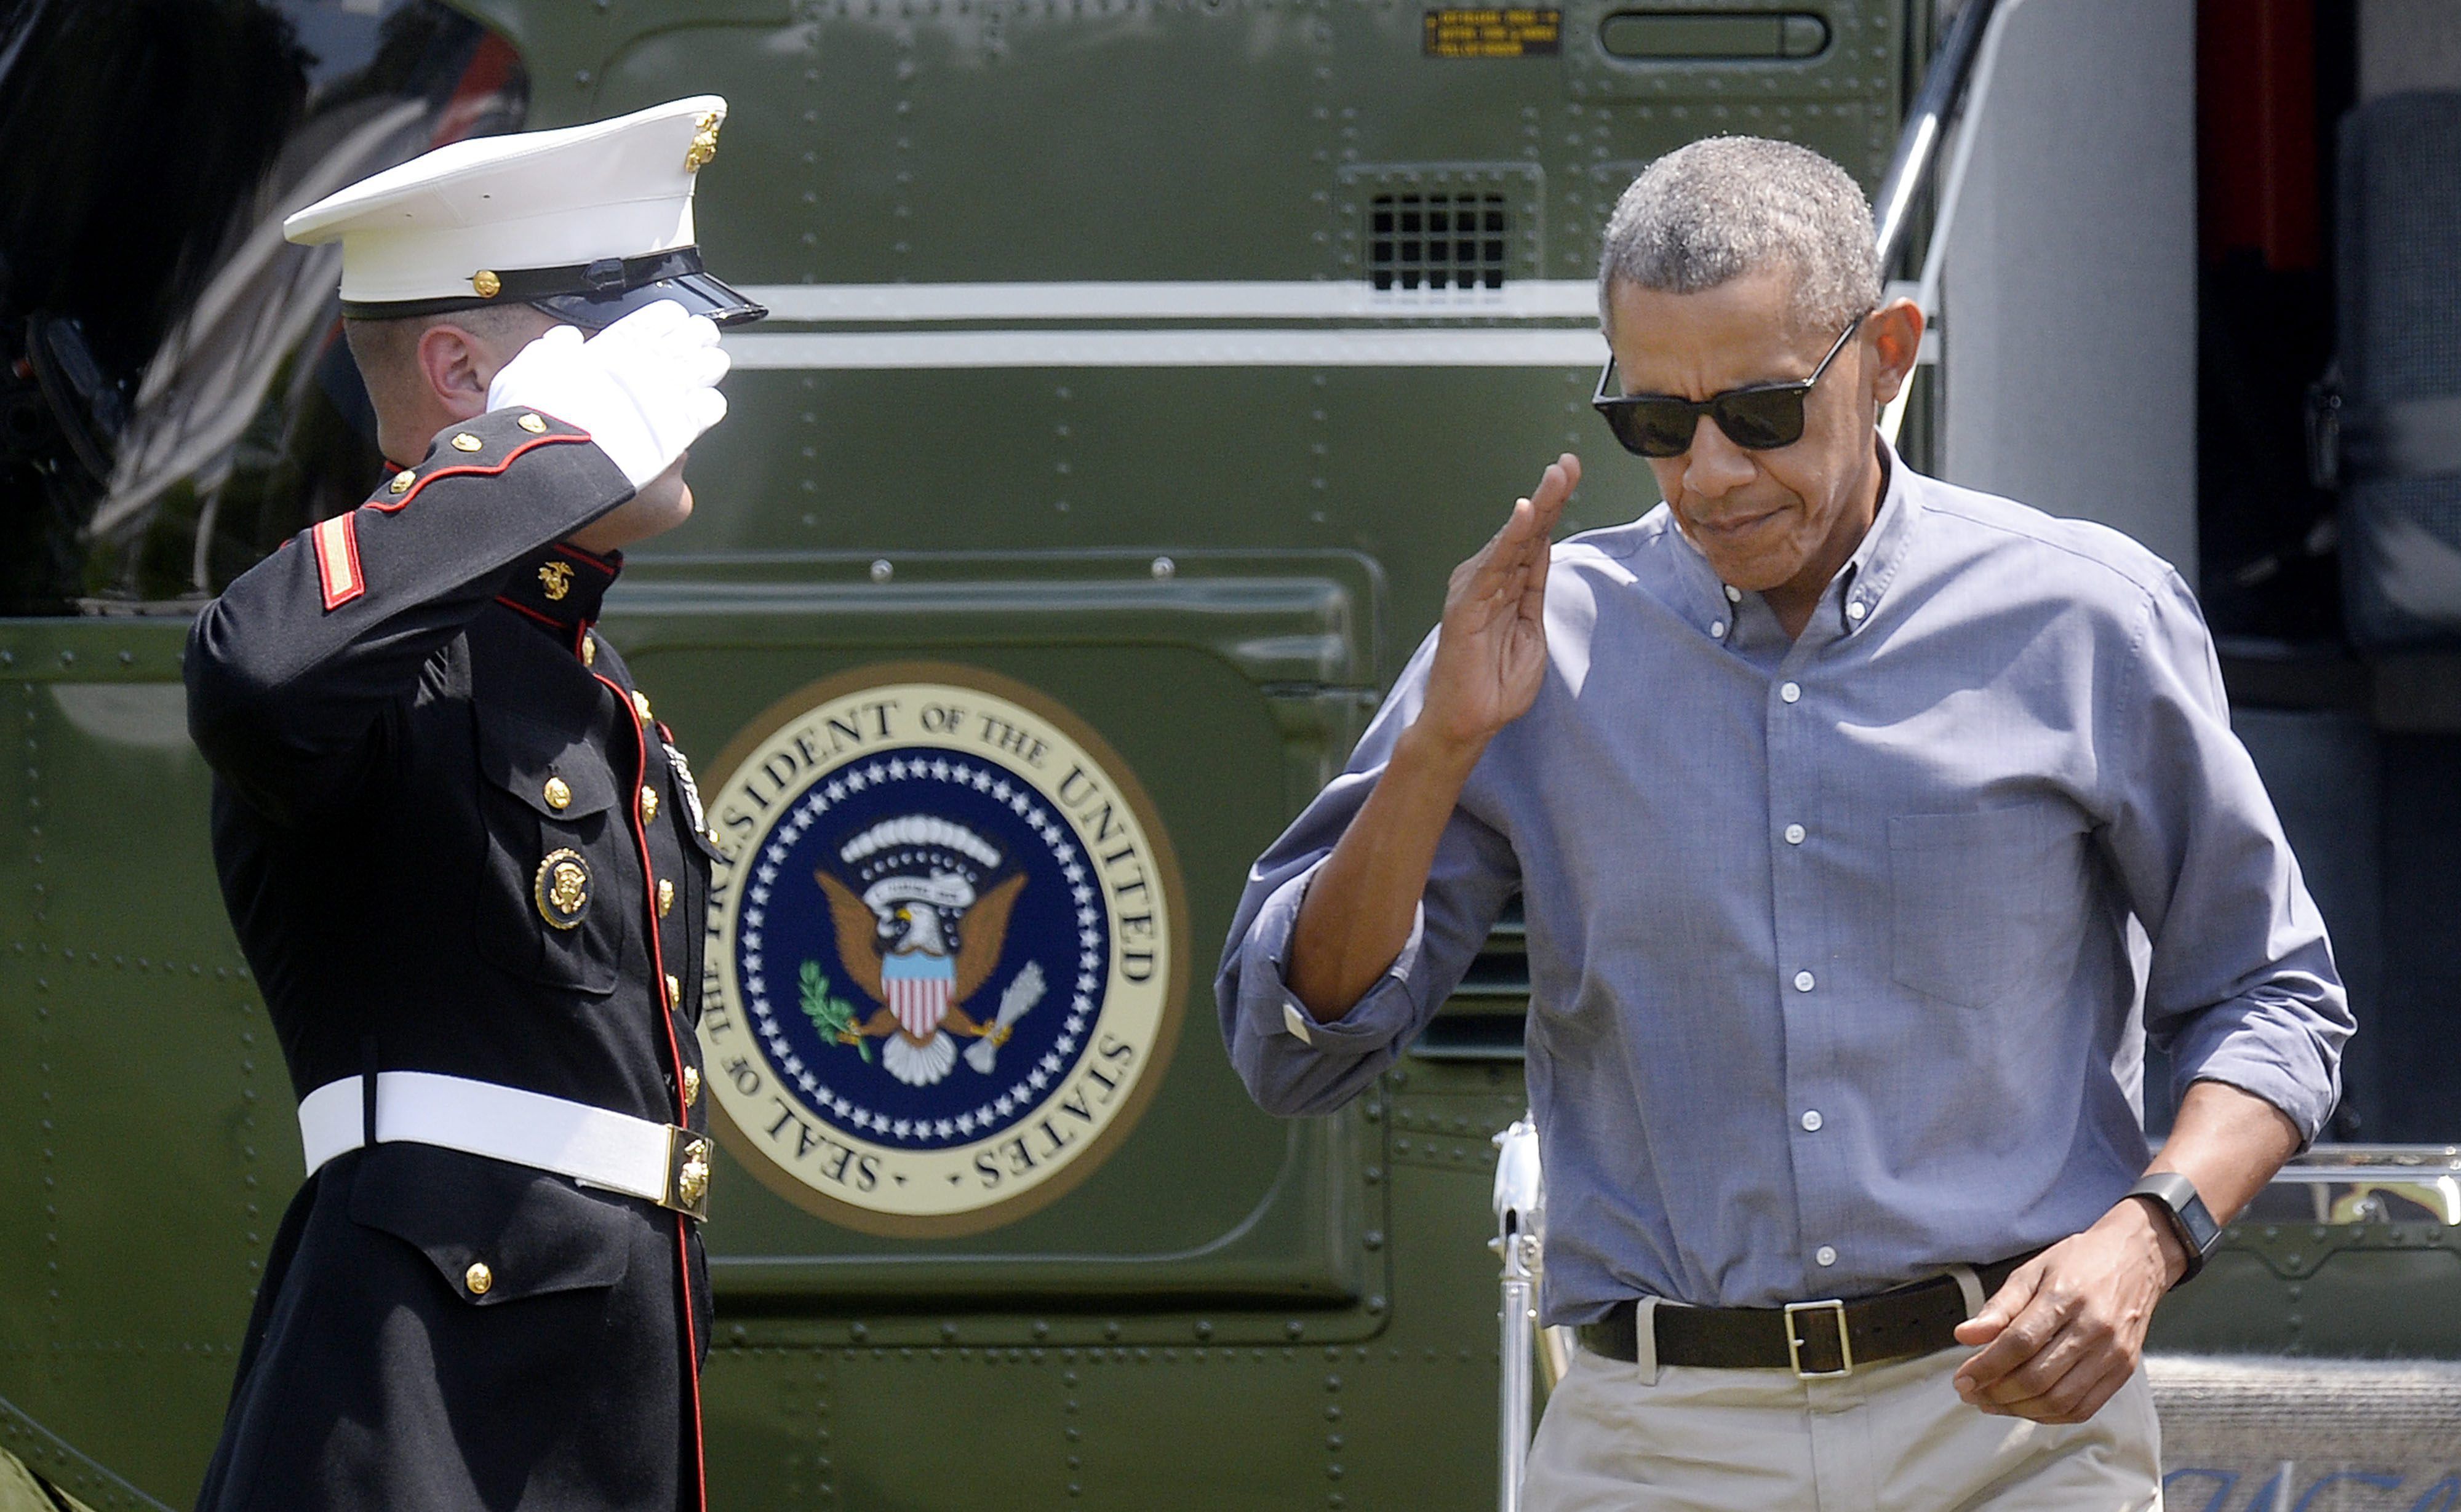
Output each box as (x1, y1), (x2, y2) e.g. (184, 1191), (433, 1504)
(1574, 1252), (2039, 1379)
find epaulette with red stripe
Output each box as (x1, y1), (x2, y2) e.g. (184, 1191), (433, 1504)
(309, 408), (597, 613)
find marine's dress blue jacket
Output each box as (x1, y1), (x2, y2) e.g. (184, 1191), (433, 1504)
(186, 406), (716, 1512)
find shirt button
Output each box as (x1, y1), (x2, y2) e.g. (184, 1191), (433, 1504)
(1801, 1110), (1824, 1132)
(1282, 1000), (1315, 1046)
(1784, 823), (1806, 845)
(1793, 970), (1815, 992)
(1724, 583), (1742, 603)
(1780, 681), (1801, 703)
(1846, 600), (1869, 623)
(1710, 621), (1727, 638)
(1815, 1246), (1838, 1268)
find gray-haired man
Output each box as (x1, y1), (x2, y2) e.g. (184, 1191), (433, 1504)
(1217, 137), (2349, 1508)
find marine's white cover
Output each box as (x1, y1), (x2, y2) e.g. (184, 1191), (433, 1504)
(282, 95), (727, 306)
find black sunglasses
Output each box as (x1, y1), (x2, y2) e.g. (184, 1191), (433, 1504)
(1590, 312), (1868, 458)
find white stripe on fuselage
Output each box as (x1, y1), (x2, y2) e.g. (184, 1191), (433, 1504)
(718, 281), (1609, 370)
(738, 280), (1602, 324)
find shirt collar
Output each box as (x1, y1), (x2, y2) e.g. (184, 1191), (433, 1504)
(1831, 433), (1918, 638)
(1665, 430), (1920, 647)
(497, 541), (621, 634)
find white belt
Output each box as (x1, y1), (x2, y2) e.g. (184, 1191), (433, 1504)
(297, 1071), (711, 1220)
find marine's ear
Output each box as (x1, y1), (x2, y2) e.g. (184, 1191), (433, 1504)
(413, 322), (497, 422)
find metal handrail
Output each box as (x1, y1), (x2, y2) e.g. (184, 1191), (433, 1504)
(1880, 0), (2025, 444)
(1492, 1116), (1545, 1512)
(2268, 1144), (2461, 1184)
(1872, 0), (2004, 281)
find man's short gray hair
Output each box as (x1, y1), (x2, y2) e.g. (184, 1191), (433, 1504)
(1598, 137), (1880, 337)
(343, 302), (556, 376)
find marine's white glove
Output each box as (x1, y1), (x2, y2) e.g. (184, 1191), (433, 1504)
(484, 300), (730, 488)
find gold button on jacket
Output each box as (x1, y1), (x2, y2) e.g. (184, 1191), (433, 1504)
(639, 786), (659, 824)
(544, 776), (573, 810)
(450, 432), (484, 452)
(464, 1262), (493, 1296)
(658, 878), (675, 917)
(682, 1065), (701, 1107)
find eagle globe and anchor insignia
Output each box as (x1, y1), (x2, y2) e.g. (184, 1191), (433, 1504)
(700, 665), (1183, 1236)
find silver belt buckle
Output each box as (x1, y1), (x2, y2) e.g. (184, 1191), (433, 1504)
(661, 1124), (712, 1221)
(1783, 1298), (1854, 1379)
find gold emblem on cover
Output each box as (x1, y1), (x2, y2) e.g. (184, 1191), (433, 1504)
(472, 269), (502, 298)
(684, 113), (721, 172)
(534, 848), (591, 929)
(538, 560), (573, 600)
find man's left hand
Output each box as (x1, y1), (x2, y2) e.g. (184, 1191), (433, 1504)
(1950, 1200), (2186, 1424)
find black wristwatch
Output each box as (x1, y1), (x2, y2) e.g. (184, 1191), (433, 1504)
(2127, 1172), (2222, 1284)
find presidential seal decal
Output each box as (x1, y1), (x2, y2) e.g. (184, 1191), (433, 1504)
(700, 663), (1184, 1236)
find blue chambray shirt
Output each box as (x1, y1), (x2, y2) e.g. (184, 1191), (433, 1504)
(1216, 438), (2350, 1323)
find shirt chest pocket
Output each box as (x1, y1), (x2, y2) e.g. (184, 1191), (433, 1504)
(473, 711), (632, 995)
(1886, 803), (2093, 1011)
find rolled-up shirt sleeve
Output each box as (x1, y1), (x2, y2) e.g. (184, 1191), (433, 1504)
(2101, 568), (2353, 1143)
(1216, 636), (1521, 1117)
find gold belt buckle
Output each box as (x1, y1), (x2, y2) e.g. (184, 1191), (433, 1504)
(1784, 1298), (1854, 1379)
(661, 1124), (712, 1221)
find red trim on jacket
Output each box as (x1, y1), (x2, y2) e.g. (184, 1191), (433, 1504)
(559, 541), (620, 573)
(492, 596), (568, 631)
(311, 514), (366, 611)
(365, 431), (594, 514)
(592, 668), (708, 1512)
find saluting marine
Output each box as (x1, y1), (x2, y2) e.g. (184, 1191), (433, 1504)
(184, 98), (764, 1512)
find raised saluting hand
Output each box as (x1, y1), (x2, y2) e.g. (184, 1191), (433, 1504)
(486, 299), (731, 489)
(1283, 453), (1579, 1021)
(1416, 454), (1581, 757)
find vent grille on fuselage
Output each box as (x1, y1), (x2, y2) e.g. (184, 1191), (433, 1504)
(1367, 193), (1510, 291)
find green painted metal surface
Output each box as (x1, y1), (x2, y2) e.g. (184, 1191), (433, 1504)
(58, 1), (2446, 1506)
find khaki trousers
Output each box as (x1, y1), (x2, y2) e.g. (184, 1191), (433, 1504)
(1524, 1337), (2163, 1512)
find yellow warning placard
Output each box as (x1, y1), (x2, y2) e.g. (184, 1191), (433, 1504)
(1423, 7), (1562, 57)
